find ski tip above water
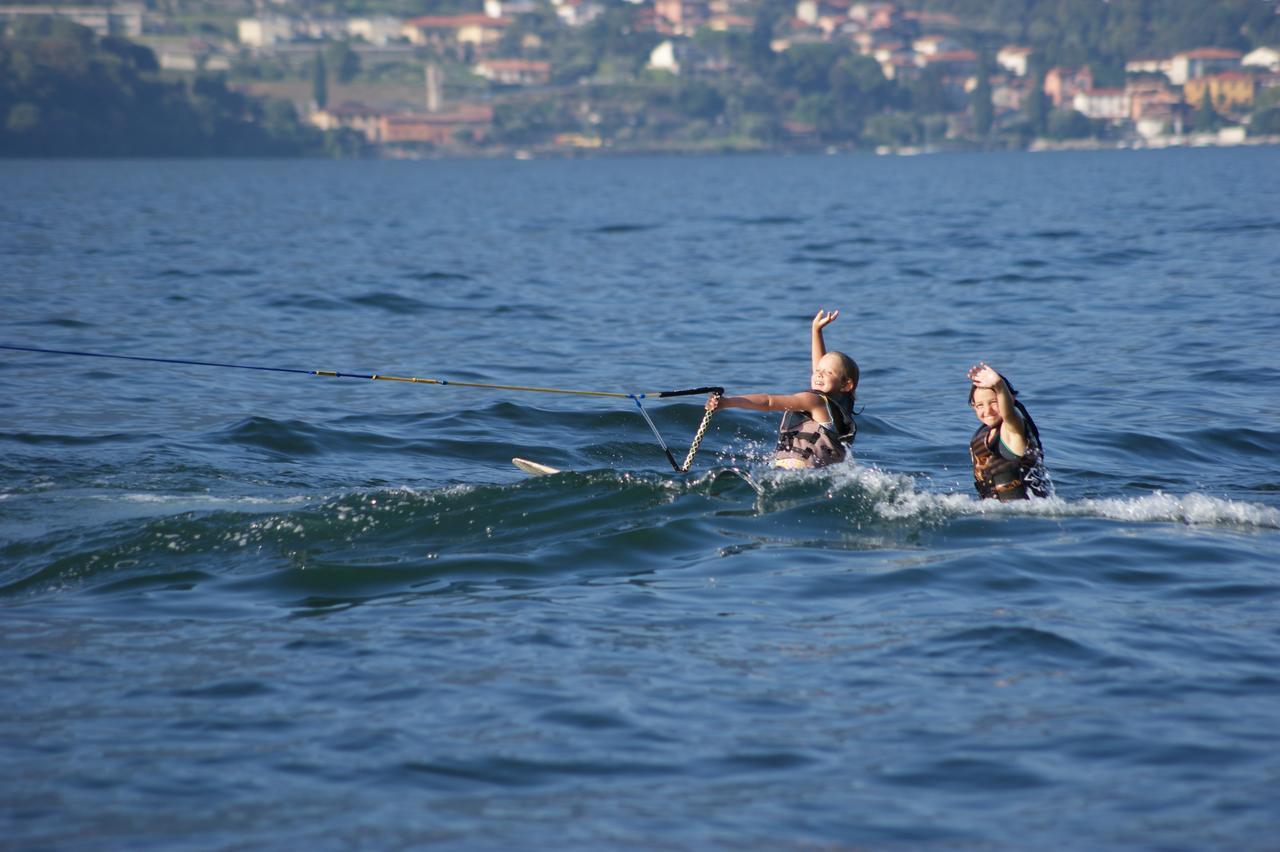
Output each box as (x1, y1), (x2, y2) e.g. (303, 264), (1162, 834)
(513, 457), (561, 476)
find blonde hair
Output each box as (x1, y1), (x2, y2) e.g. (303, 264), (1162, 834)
(829, 350), (859, 398)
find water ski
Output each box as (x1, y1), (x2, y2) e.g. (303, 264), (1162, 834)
(513, 457), (561, 476)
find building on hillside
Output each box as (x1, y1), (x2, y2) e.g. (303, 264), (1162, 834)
(1044, 66), (1092, 107)
(0, 4), (144, 37)
(774, 25), (830, 52)
(556, 0), (605, 27)
(1184, 72), (1257, 111)
(707, 13), (753, 33)
(402, 14), (509, 58)
(1126, 77), (1178, 122)
(852, 28), (902, 56)
(238, 16), (295, 46)
(1134, 98), (1190, 139)
(996, 45), (1032, 77)
(1242, 46), (1280, 73)
(848, 2), (901, 31)
(1072, 88), (1129, 121)
(655, 0), (709, 35)
(1166, 48), (1242, 85)
(992, 78), (1029, 111)
(474, 58), (552, 85)
(347, 16), (402, 45)
(1125, 57), (1170, 77)
(380, 106), (494, 146)
(912, 34), (961, 56)
(916, 49), (977, 76)
(882, 53), (921, 82)
(155, 39), (232, 72)
(485, 0), (539, 17)
(649, 38), (728, 75)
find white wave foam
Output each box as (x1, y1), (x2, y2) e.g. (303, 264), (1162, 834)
(109, 493), (313, 507)
(753, 463), (1280, 529)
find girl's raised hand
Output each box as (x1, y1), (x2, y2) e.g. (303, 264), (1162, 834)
(812, 309), (839, 331)
(968, 363), (1001, 388)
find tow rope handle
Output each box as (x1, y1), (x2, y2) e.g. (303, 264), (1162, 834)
(678, 390), (720, 472)
(631, 388), (722, 473)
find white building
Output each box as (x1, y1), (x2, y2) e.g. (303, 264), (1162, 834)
(474, 58), (551, 85)
(556, 0), (604, 27)
(648, 39), (686, 74)
(996, 45), (1032, 77)
(1125, 57), (1170, 76)
(1073, 88), (1130, 121)
(237, 16), (295, 47)
(913, 35), (962, 57)
(485, 0), (539, 17)
(1166, 48), (1242, 85)
(1242, 46), (1280, 73)
(347, 15), (402, 45)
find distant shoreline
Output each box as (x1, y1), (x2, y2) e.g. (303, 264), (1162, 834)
(3, 135), (1277, 161)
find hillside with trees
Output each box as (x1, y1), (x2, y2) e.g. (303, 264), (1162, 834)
(3, 0), (1279, 156)
(0, 16), (325, 156)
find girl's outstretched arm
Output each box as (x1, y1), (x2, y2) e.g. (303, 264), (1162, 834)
(812, 309), (838, 371)
(968, 363), (1028, 456)
(707, 391), (827, 421)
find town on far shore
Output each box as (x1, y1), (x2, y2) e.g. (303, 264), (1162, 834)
(3, 0), (1279, 158)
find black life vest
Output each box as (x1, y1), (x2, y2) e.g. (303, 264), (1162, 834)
(970, 424), (1047, 501)
(774, 390), (856, 468)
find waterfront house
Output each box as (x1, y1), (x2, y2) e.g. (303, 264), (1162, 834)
(1166, 48), (1242, 85)
(1072, 88), (1130, 121)
(310, 103), (388, 142)
(380, 106), (494, 146)
(1044, 66), (1093, 107)
(1126, 77), (1180, 122)
(1184, 72), (1257, 112)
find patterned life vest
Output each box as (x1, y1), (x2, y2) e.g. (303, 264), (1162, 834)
(970, 424), (1048, 501)
(773, 390), (855, 468)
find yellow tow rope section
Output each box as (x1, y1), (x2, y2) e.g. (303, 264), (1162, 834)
(314, 371), (635, 399)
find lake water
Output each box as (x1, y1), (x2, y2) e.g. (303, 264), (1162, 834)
(2, 149), (1279, 850)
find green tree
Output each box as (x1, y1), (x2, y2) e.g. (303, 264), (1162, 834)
(312, 51), (328, 110)
(1193, 88), (1219, 132)
(1250, 107), (1280, 136)
(675, 81), (725, 120)
(1025, 70), (1049, 137)
(325, 41), (361, 84)
(0, 21), (323, 156)
(1047, 107), (1095, 139)
(972, 49), (993, 138)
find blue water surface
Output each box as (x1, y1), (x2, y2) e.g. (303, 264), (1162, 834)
(2, 148), (1279, 850)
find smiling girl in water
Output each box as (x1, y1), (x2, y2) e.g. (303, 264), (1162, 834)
(968, 363), (1050, 500)
(706, 310), (857, 469)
